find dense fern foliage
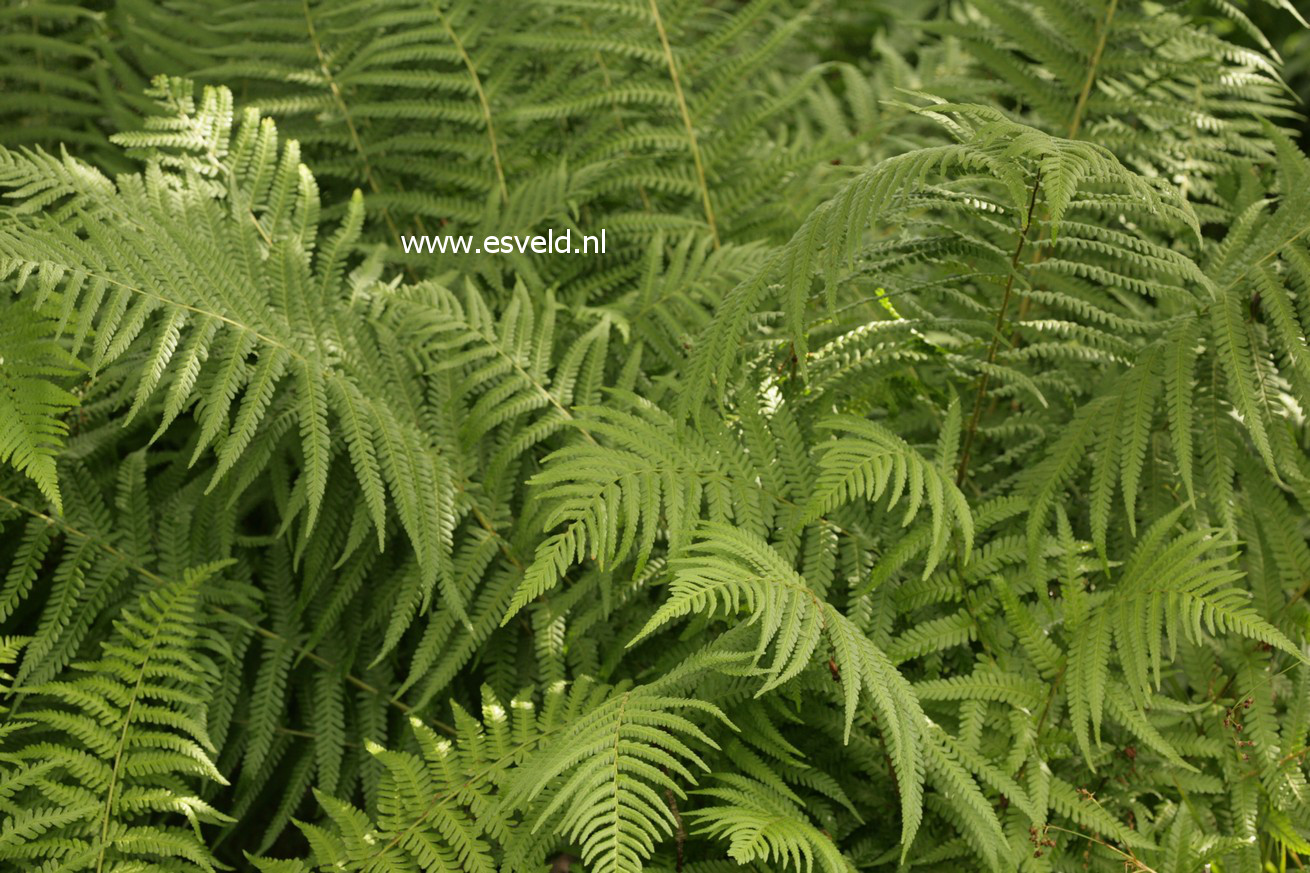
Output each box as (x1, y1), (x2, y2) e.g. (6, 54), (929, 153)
(3, 1), (1310, 870)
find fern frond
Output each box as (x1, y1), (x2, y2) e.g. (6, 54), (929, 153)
(0, 305), (80, 511)
(0, 564), (232, 871)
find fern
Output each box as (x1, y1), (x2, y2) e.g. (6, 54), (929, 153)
(0, 565), (231, 871)
(0, 306), (81, 511)
(3, 2), (1310, 872)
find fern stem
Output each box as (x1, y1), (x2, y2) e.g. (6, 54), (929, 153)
(585, 20), (654, 213)
(1067, 0), (1118, 140)
(94, 589), (176, 873)
(955, 169), (1043, 487)
(665, 781), (686, 872)
(648, 0), (720, 249)
(1001, 0), (1118, 382)
(610, 690), (631, 854)
(428, 0), (509, 205)
(300, 0), (406, 245)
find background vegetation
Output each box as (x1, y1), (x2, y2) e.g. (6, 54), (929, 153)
(3, 0), (1310, 871)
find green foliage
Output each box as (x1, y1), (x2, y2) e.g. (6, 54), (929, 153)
(0, 306), (81, 511)
(0, 566), (231, 871)
(2, 1), (1310, 872)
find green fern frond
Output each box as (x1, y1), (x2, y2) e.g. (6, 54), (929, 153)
(690, 773), (854, 873)
(0, 305), (81, 511)
(0, 564), (232, 871)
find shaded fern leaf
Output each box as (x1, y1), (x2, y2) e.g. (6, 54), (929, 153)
(1066, 508), (1300, 765)
(0, 563), (232, 871)
(690, 773), (854, 873)
(0, 305), (81, 511)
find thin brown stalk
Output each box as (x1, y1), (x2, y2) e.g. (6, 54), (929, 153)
(955, 170), (1043, 487)
(649, 0), (719, 248)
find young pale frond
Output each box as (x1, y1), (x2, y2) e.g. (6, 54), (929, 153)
(0, 78), (462, 606)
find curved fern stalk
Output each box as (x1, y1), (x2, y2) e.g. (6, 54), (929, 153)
(631, 523), (927, 855)
(646, 0), (718, 247)
(0, 564), (232, 871)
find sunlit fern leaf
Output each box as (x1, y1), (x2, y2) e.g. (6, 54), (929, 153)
(0, 78), (461, 610)
(920, 724), (1009, 871)
(0, 635), (27, 718)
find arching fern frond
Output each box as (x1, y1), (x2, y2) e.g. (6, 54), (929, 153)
(1066, 509), (1300, 765)
(0, 78), (461, 605)
(680, 99), (1198, 413)
(258, 678), (728, 873)
(690, 773), (854, 873)
(804, 414), (973, 576)
(632, 522), (926, 853)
